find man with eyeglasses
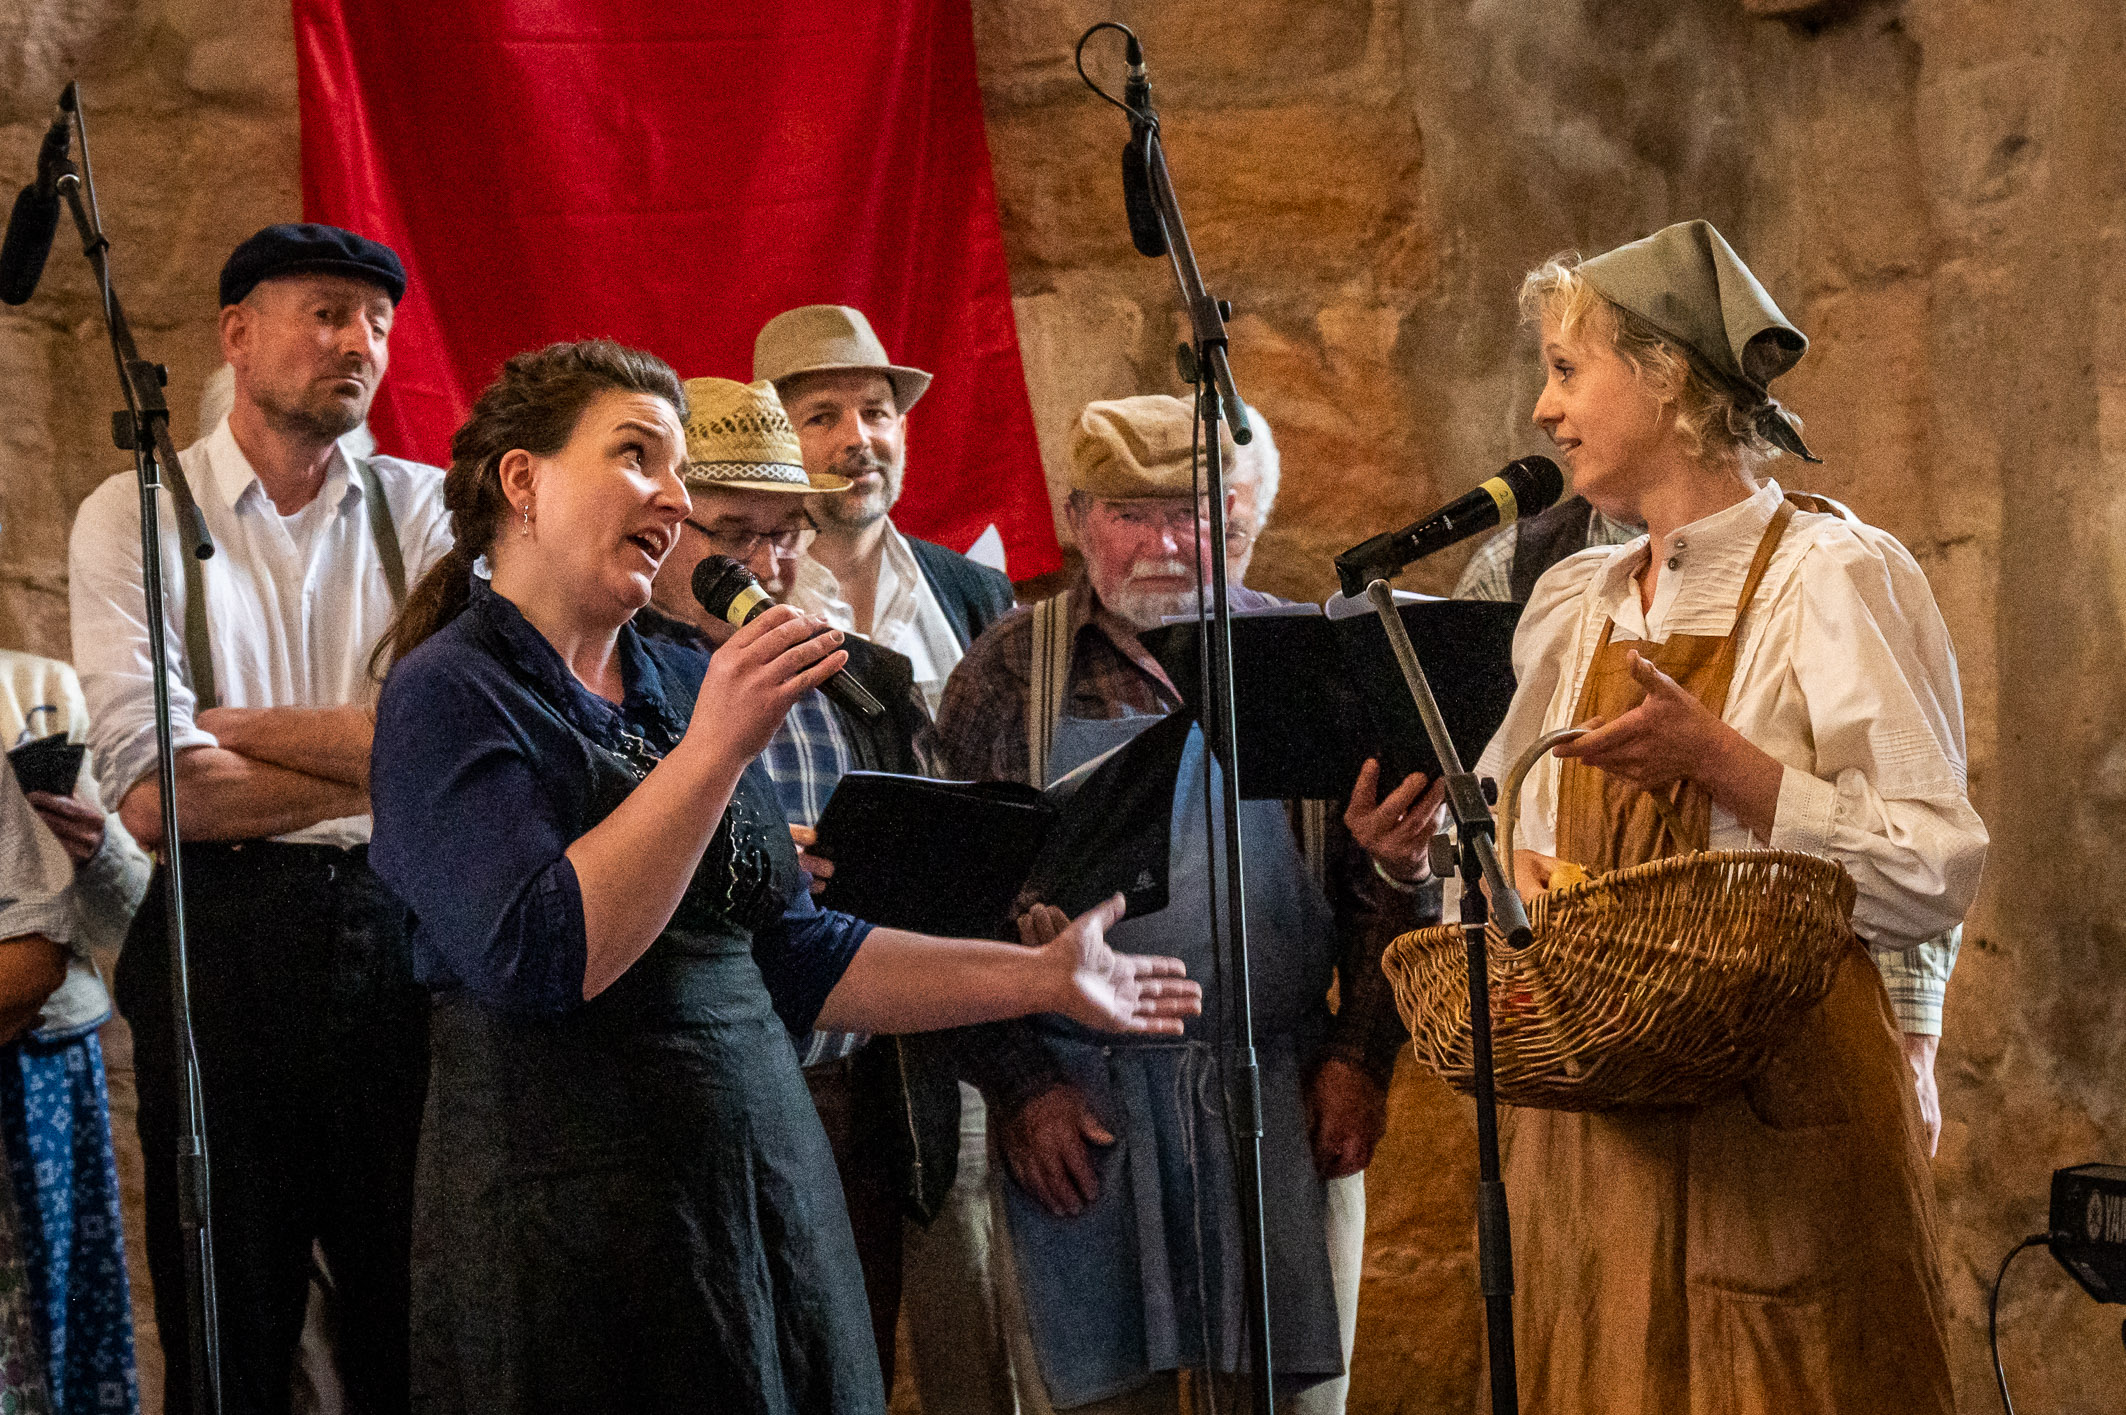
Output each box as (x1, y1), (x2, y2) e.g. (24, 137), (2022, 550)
(935, 395), (1444, 1415)
(753, 305), (1024, 1412)
(638, 378), (958, 1397)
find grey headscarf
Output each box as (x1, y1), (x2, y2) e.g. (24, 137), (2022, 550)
(1579, 219), (1819, 463)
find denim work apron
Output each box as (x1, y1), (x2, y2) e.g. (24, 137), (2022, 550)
(1001, 713), (1344, 1407)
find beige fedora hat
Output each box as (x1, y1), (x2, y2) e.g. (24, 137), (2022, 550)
(680, 378), (853, 494)
(752, 304), (933, 412)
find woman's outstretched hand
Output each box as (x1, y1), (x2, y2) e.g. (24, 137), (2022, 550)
(1018, 897), (1202, 1036)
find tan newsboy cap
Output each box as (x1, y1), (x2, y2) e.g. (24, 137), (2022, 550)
(1069, 395), (1236, 499)
(752, 305), (933, 412)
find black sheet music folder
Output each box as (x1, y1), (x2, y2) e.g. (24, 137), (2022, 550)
(6, 733), (85, 798)
(812, 709), (1191, 938)
(1140, 595), (1521, 800)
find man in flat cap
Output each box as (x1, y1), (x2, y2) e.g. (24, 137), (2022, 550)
(754, 303), (1021, 1410)
(936, 395), (1442, 1414)
(70, 222), (452, 1415)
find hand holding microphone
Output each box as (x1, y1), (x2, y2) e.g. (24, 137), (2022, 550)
(692, 555), (886, 722)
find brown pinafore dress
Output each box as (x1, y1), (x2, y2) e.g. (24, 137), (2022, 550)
(1498, 500), (1955, 1415)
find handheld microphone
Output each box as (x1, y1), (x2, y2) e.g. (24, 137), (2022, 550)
(1334, 455), (1565, 598)
(0, 93), (77, 307)
(1119, 33), (1166, 259)
(691, 555), (886, 721)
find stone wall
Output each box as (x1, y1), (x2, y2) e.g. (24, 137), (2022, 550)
(1, 1), (2121, 1410)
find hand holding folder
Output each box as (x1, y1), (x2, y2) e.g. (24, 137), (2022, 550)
(811, 710), (1193, 939)
(1140, 593), (1520, 801)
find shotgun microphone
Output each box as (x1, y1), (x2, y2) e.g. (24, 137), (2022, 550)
(691, 555), (886, 721)
(0, 92), (77, 307)
(1119, 33), (1166, 258)
(1334, 455), (1565, 598)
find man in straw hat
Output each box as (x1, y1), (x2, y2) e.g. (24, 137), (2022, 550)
(640, 378), (963, 1399)
(935, 394), (1445, 1414)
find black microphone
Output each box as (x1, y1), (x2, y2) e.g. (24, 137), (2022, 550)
(1119, 33), (1166, 258)
(0, 95), (76, 307)
(691, 555), (886, 721)
(1333, 455), (1565, 598)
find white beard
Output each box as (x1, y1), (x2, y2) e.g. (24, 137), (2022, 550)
(1102, 558), (1202, 631)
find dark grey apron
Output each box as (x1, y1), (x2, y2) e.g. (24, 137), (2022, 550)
(409, 687), (883, 1415)
(1001, 714), (1345, 1408)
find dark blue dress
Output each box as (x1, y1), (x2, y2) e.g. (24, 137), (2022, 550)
(369, 580), (881, 1415)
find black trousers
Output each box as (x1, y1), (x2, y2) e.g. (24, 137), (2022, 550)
(119, 842), (430, 1415)
(803, 1049), (907, 1392)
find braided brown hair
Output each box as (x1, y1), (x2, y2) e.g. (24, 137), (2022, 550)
(375, 339), (685, 673)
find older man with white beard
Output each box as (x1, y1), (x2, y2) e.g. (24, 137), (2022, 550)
(936, 395), (1441, 1414)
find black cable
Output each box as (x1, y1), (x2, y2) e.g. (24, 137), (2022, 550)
(1073, 22), (1158, 129)
(1990, 1232), (2048, 1415)
(1186, 369), (1226, 1415)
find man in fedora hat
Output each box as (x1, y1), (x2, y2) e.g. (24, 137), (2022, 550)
(753, 307), (1019, 1411)
(753, 305), (1015, 716)
(640, 378), (964, 1396)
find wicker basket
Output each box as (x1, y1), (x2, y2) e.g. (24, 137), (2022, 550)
(1382, 849), (1857, 1111)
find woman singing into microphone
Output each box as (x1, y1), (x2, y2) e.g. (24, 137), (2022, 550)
(1481, 224), (1985, 1413)
(366, 340), (1198, 1415)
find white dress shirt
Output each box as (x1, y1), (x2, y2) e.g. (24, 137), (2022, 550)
(68, 416), (451, 847)
(813, 521), (966, 716)
(1479, 478), (1988, 951)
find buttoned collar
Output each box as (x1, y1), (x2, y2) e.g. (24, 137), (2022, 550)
(801, 517), (920, 627)
(1592, 477), (1785, 626)
(201, 414), (363, 519)
(1598, 475), (1777, 599)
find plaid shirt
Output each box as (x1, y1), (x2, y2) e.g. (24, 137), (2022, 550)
(934, 572), (1434, 1118)
(761, 691), (858, 830)
(1451, 506), (1641, 601)
(1456, 515), (1959, 1036)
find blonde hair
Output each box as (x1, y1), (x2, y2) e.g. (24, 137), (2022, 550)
(1519, 254), (1794, 471)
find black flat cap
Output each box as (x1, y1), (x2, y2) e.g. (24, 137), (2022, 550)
(219, 223), (407, 308)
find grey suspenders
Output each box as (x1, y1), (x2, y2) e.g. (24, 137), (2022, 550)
(180, 459), (408, 712)
(1025, 594), (1073, 790)
(1026, 591), (1328, 887)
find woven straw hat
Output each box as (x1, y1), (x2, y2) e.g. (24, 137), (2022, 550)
(680, 378), (852, 495)
(752, 305), (933, 412)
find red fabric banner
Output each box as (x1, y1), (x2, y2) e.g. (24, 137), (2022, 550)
(293, 0), (1058, 577)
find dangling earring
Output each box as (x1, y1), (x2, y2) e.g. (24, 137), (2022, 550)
(518, 502), (532, 537)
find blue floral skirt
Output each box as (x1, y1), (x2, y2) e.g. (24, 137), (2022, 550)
(1, 1032), (135, 1414)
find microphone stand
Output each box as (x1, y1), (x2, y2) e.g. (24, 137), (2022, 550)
(1360, 577), (1524, 1415)
(1080, 25), (1275, 1412)
(52, 83), (224, 1415)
